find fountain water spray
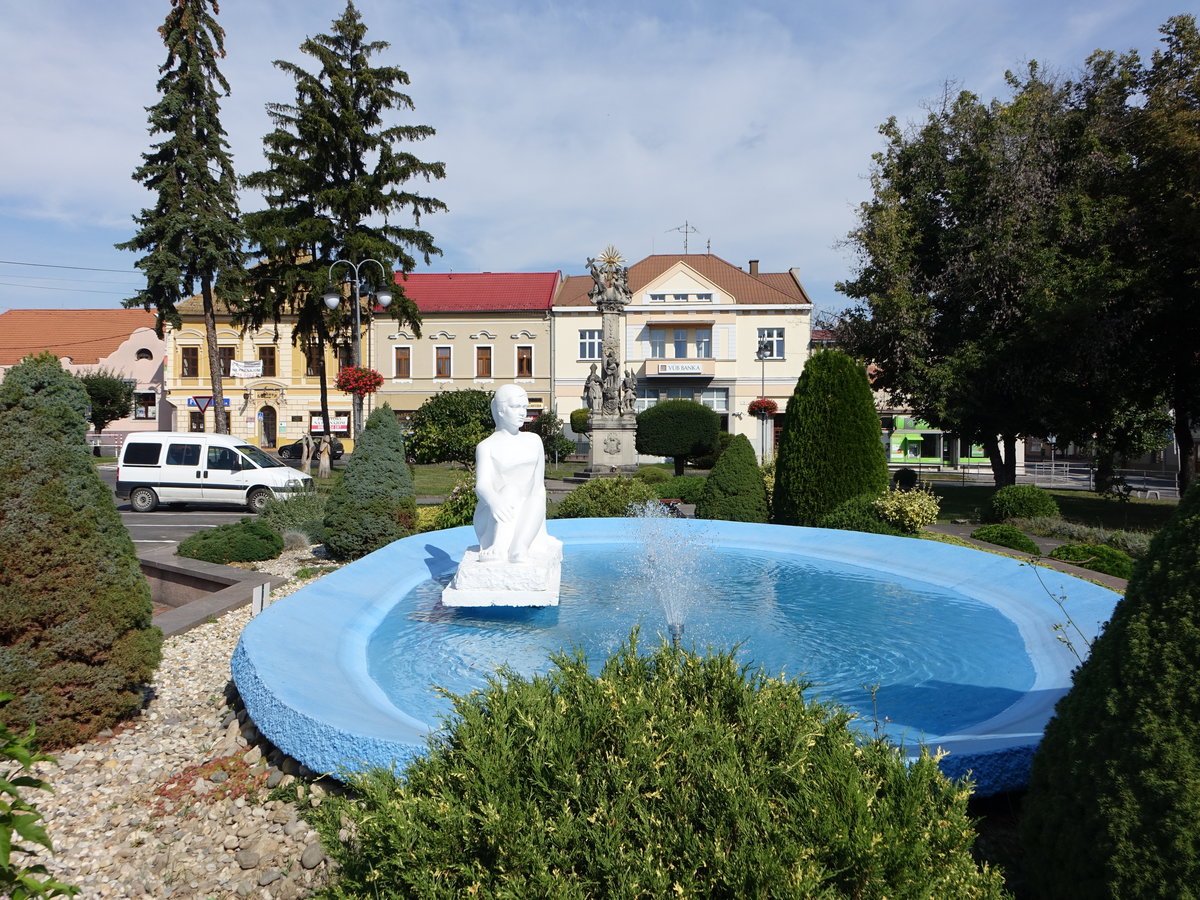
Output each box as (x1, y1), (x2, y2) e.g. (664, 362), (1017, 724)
(625, 501), (711, 648)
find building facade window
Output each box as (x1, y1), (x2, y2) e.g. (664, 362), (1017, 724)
(696, 293), (713, 301)
(189, 411), (204, 432)
(218, 346), (235, 377)
(649, 328), (666, 359)
(305, 344), (322, 377)
(695, 328), (712, 358)
(635, 386), (658, 411)
(516, 345), (533, 378)
(258, 346), (277, 377)
(757, 327), (785, 359)
(476, 346), (492, 378)
(673, 293), (688, 301)
(394, 346), (411, 379)
(136, 347), (154, 360)
(435, 346), (452, 379)
(648, 293), (666, 302)
(336, 344), (353, 371)
(134, 392), (157, 420)
(666, 387), (693, 401)
(673, 329), (688, 358)
(180, 346), (199, 377)
(579, 329), (602, 360)
(700, 388), (728, 411)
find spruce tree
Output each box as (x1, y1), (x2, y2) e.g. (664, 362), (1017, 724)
(1021, 481), (1200, 898)
(773, 350), (888, 526)
(243, 0), (446, 435)
(695, 433), (769, 523)
(0, 356), (162, 748)
(324, 405), (417, 561)
(119, 0), (246, 434)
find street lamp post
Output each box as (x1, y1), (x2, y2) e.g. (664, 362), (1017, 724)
(323, 258), (393, 439)
(755, 337), (771, 463)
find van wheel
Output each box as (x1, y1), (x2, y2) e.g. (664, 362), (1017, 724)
(247, 488), (273, 513)
(130, 487), (159, 512)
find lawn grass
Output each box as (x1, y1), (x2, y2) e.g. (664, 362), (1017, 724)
(931, 482), (1177, 532)
(411, 463), (470, 497)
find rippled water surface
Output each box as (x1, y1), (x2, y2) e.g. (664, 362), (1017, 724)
(367, 543), (1034, 740)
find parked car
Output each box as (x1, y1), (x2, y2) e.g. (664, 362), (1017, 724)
(277, 435), (344, 460)
(116, 432), (313, 513)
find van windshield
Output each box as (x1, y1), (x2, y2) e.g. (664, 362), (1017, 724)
(236, 445), (284, 469)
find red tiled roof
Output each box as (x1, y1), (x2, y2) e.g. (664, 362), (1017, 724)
(0, 308), (157, 366)
(392, 272), (562, 312)
(554, 254), (810, 306)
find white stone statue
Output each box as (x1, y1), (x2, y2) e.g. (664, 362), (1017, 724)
(442, 384), (563, 607)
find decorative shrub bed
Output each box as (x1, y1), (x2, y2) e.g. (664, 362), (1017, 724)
(817, 493), (903, 536)
(1048, 543), (1134, 579)
(655, 474), (707, 504)
(553, 477), (659, 519)
(309, 637), (1006, 898)
(969, 524), (1040, 555)
(985, 484), (1059, 522)
(873, 485), (940, 534)
(178, 519), (284, 564)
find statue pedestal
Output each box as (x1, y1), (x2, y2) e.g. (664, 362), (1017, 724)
(442, 538), (563, 607)
(581, 415), (639, 477)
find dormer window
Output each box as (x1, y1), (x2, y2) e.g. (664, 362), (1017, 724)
(696, 293), (713, 301)
(649, 293), (666, 302)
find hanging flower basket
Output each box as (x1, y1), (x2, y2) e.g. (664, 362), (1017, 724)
(748, 397), (778, 417)
(335, 366), (384, 395)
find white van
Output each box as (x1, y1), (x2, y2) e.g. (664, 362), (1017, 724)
(116, 432), (313, 513)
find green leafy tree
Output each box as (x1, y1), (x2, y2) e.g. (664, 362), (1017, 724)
(528, 408), (574, 463)
(0, 356), (162, 748)
(78, 369), (134, 437)
(634, 399), (719, 477)
(695, 433), (769, 523)
(1022, 480), (1200, 897)
(773, 350), (888, 526)
(407, 389), (494, 467)
(242, 0), (445, 435)
(118, 0), (246, 434)
(324, 404), (417, 560)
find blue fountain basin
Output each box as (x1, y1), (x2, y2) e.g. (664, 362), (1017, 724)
(232, 519), (1120, 796)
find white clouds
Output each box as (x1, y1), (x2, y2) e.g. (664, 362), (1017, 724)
(0, 0), (1188, 310)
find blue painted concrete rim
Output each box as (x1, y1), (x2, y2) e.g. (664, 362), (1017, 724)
(232, 520), (1120, 795)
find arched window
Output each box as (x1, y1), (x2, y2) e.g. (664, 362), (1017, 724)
(135, 348), (154, 360)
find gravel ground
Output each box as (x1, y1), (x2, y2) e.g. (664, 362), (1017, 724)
(29, 547), (342, 900)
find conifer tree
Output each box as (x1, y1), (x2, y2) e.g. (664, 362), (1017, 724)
(243, 0), (446, 435)
(773, 350), (888, 526)
(696, 433), (769, 523)
(119, 0), (246, 434)
(0, 355), (162, 747)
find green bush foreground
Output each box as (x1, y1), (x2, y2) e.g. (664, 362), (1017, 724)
(177, 519), (283, 564)
(311, 636), (1005, 899)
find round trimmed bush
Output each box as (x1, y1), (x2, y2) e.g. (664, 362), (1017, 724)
(696, 433), (769, 523)
(177, 518), (284, 564)
(1047, 543), (1133, 579)
(310, 636), (1006, 898)
(817, 493), (902, 536)
(553, 477), (658, 519)
(969, 524), (1040, 555)
(985, 484), (1059, 523)
(655, 475), (707, 504)
(634, 466), (671, 485)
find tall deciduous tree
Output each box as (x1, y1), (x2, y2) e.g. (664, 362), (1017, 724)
(242, 0), (446, 436)
(79, 369), (136, 438)
(119, 0), (246, 435)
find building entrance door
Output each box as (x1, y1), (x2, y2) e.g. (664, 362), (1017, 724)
(259, 406), (277, 448)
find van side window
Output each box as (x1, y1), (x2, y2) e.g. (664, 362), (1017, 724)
(208, 446), (238, 471)
(165, 444), (201, 466)
(124, 443), (161, 466)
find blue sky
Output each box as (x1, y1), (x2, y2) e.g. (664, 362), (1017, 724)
(0, 0), (1187, 314)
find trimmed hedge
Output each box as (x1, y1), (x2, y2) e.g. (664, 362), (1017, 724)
(773, 351), (888, 526)
(1047, 543), (1133, 579)
(635, 399), (719, 477)
(324, 405), (418, 561)
(1022, 481), (1200, 898)
(310, 636), (1006, 898)
(177, 519), (284, 564)
(969, 524), (1040, 555)
(985, 484), (1059, 522)
(552, 477), (659, 519)
(696, 433), (769, 523)
(634, 466), (671, 485)
(655, 475), (707, 504)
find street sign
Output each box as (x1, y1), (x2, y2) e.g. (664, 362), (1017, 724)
(192, 395), (213, 413)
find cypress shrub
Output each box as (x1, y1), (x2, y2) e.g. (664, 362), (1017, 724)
(696, 433), (769, 522)
(634, 399), (720, 476)
(323, 405), (418, 561)
(1022, 481), (1200, 898)
(311, 636), (1006, 898)
(773, 350), (888, 526)
(177, 519), (284, 565)
(0, 355), (162, 748)
(552, 477), (658, 519)
(984, 484), (1059, 522)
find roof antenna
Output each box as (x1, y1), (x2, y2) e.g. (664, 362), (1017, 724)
(666, 220), (699, 253)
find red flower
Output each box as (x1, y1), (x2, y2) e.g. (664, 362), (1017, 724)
(335, 366), (384, 395)
(748, 397), (778, 417)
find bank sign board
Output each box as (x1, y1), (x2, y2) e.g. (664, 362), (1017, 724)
(656, 362), (703, 374)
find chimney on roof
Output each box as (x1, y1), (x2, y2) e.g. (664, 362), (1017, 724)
(748, 260), (760, 275)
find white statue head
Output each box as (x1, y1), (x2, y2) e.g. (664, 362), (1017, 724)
(491, 384), (529, 434)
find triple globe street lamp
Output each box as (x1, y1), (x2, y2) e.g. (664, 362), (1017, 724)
(323, 258), (393, 439)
